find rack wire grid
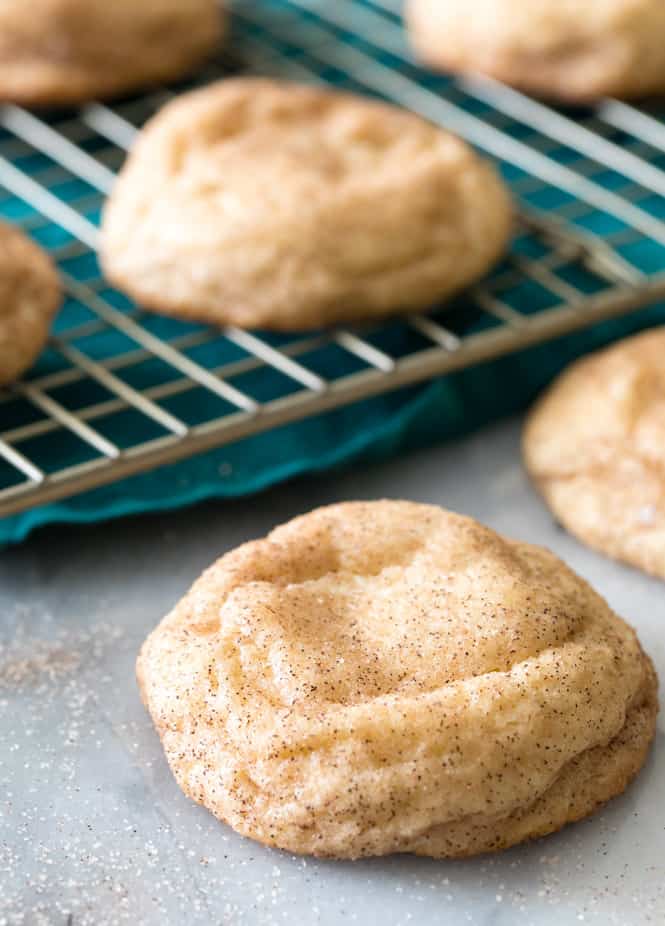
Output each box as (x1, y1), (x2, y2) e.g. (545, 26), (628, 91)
(2, 0), (665, 519)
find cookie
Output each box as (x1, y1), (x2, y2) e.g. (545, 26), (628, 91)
(100, 78), (512, 331)
(0, 0), (223, 106)
(0, 222), (61, 387)
(407, 0), (665, 102)
(137, 500), (657, 859)
(524, 327), (665, 578)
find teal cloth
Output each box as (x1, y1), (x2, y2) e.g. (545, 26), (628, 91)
(2, 302), (664, 546)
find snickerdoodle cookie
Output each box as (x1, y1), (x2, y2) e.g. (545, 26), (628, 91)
(137, 500), (657, 859)
(0, 0), (223, 106)
(0, 222), (61, 386)
(100, 78), (512, 331)
(407, 0), (665, 102)
(524, 327), (665, 579)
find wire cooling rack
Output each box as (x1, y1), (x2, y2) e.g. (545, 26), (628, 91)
(1, 0), (665, 518)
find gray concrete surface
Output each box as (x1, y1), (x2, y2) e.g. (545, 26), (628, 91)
(1, 417), (663, 926)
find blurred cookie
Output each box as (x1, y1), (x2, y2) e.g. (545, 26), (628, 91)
(525, 327), (665, 578)
(0, 0), (223, 105)
(0, 222), (61, 386)
(137, 500), (657, 858)
(407, 0), (665, 102)
(100, 78), (512, 331)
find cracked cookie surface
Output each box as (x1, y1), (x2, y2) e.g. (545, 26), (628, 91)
(101, 78), (512, 331)
(525, 327), (665, 578)
(0, 0), (223, 105)
(137, 500), (657, 858)
(407, 0), (665, 102)
(0, 222), (61, 387)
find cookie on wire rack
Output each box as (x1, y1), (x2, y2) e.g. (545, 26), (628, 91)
(137, 500), (658, 859)
(100, 78), (513, 331)
(524, 326), (665, 579)
(407, 0), (665, 102)
(0, 221), (61, 387)
(0, 0), (223, 106)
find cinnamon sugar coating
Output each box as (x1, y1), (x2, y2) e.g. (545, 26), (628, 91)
(0, 0), (223, 106)
(525, 327), (665, 579)
(407, 0), (665, 103)
(137, 501), (657, 858)
(101, 78), (512, 331)
(0, 221), (61, 386)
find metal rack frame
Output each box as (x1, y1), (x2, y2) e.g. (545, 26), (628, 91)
(1, 0), (665, 518)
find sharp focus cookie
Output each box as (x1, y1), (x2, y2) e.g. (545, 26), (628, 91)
(137, 500), (657, 859)
(407, 0), (665, 102)
(0, 0), (223, 106)
(524, 327), (665, 579)
(100, 78), (513, 331)
(0, 222), (61, 386)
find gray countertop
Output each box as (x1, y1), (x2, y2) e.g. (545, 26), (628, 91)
(1, 417), (663, 926)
